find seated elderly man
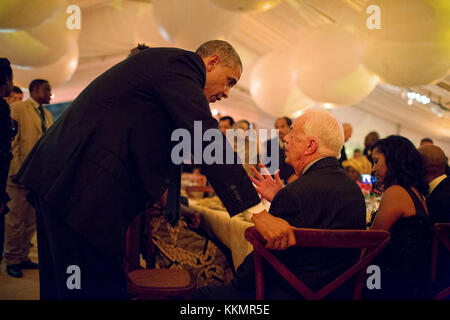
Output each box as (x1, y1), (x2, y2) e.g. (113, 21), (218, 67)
(191, 109), (366, 300)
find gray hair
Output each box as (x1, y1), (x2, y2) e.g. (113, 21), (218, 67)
(300, 109), (344, 158)
(195, 40), (242, 70)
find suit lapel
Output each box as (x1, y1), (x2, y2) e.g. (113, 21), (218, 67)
(27, 100), (43, 134)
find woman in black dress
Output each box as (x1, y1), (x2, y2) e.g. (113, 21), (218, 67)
(368, 135), (433, 299)
(0, 58), (15, 265)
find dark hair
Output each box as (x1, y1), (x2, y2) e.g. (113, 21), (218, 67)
(0, 58), (12, 87)
(371, 135), (429, 196)
(219, 116), (235, 126)
(12, 86), (22, 94)
(29, 79), (48, 93)
(420, 137), (433, 144)
(196, 40), (242, 70)
(276, 116), (292, 127)
(354, 148), (361, 153)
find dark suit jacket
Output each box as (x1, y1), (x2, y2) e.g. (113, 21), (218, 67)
(339, 145), (347, 166)
(234, 157), (366, 299)
(17, 48), (260, 256)
(427, 177), (450, 224)
(0, 97), (12, 208)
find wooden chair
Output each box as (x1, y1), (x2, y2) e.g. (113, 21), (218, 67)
(430, 223), (450, 300)
(125, 209), (196, 300)
(244, 226), (391, 300)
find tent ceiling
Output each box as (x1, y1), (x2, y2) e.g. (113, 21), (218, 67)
(52, 0), (449, 142)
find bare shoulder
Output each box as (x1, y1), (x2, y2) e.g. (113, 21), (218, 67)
(382, 185), (415, 216)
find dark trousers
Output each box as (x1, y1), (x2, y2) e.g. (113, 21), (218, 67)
(0, 212), (4, 265)
(32, 194), (127, 299)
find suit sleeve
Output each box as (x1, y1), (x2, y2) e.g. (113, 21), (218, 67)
(153, 52), (260, 216)
(9, 104), (21, 177)
(269, 187), (311, 227)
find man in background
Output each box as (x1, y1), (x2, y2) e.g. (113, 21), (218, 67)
(339, 123), (352, 166)
(418, 144), (450, 224)
(264, 116), (297, 184)
(4, 79), (53, 278)
(420, 137), (433, 147)
(218, 115), (234, 135)
(5, 86), (23, 105)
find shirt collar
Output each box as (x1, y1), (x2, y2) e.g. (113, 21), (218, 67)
(301, 156), (326, 175)
(429, 174), (447, 194)
(29, 97), (40, 109)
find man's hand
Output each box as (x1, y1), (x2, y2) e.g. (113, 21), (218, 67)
(251, 210), (296, 250)
(249, 164), (283, 202)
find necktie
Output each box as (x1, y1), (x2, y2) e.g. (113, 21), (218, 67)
(37, 105), (47, 134)
(165, 165), (181, 227)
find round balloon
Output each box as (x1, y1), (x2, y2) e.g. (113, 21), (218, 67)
(295, 25), (364, 81)
(362, 39), (450, 87)
(13, 44), (79, 89)
(209, 0), (281, 12)
(250, 52), (314, 117)
(153, 0), (241, 50)
(0, 0), (64, 31)
(359, 0), (450, 43)
(295, 65), (379, 105)
(0, 2), (80, 67)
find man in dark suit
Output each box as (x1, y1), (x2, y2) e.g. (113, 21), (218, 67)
(16, 40), (295, 299)
(418, 145), (450, 224)
(264, 117), (297, 184)
(192, 109), (366, 299)
(339, 123), (352, 167)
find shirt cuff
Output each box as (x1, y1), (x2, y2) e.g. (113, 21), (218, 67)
(245, 202), (266, 215)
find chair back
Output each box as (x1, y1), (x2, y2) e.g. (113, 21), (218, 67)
(430, 223), (450, 300)
(244, 227), (391, 300)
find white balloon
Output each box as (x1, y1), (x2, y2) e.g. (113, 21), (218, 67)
(250, 52), (314, 117)
(13, 45), (79, 89)
(296, 65), (379, 105)
(359, 0), (450, 43)
(209, 0), (281, 12)
(0, 0), (63, 31)
(359, 0), (450, 86)
(292, 25), (378, 105)
(295, 25), (363, 81)
(362, 39), (450, 87)
(153, 0), (241, 51)
(0, 2), (79, 67)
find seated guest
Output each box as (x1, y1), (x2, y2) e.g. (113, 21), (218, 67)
(353, 148), (361, 159)
(218, 115), (234, 135)
(418, 144), (450, 294)
(191, 109), (366, 300)
(368, 135), (433, 299)
(232, 119), (263, 178)
(418, 144), (450, 224)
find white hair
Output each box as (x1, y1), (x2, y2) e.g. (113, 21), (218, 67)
(300, 109), (344, 158)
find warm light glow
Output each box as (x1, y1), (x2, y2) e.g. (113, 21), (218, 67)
(323, 103), (334, 109)
(212, 109), (219, 116)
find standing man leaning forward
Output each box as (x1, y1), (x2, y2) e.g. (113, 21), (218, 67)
(17, 40), (295, 299)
